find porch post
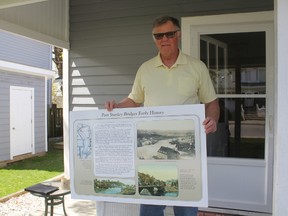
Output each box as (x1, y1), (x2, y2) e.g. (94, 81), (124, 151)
(273, 0), (288, 215)
(63, 48), (70, 178)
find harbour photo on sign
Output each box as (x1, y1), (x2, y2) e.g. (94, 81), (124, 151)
(137, 119), (196, 160)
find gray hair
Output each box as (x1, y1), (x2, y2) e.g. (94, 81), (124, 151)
(152, 16), (180, 29)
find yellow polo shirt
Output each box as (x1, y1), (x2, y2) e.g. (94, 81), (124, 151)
(128, 50), (216, 107)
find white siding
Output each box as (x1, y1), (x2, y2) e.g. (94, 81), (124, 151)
(0, 71), (46, 161)
(0, 31), (52, 69)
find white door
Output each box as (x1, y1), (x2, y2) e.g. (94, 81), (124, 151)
(182, 11), (274, 213)
(10, 86), (34, 158)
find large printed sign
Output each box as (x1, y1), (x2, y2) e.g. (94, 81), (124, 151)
(70, 104), (208, 207)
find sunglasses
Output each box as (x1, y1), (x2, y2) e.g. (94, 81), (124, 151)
(153, 30), (179, 40)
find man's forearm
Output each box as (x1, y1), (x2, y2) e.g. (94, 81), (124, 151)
(105, 97), (141, 111)
(115, 97), (141, 108)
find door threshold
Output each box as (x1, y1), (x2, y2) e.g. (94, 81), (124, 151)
(199, 207), (272, 216)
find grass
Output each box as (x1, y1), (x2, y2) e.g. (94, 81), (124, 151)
(0, 148), (64, 198)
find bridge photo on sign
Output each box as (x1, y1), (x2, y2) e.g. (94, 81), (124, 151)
(138, 164), (178, 197)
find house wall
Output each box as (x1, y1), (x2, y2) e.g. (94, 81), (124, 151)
(0, 70), (46, 161)
(0, 31), (54, 162)
(69, 0), (273, 111)
(0, 31), (52, 69)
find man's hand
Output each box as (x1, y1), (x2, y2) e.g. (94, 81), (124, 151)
(105, 98), (141, 111)
(204, 99), (219, 134)
(105, 100), (117, 111)
(203, 116), (217, 134)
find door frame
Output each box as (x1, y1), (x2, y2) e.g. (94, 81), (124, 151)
(181, 11), (274, 213)
(10, 86), (35, 159)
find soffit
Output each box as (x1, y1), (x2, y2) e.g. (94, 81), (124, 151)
(0, 0), (69, 48)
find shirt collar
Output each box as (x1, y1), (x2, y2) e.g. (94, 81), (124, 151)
(154, 49), (187, 68)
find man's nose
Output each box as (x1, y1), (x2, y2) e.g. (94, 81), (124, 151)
(162, 35), (169, 40)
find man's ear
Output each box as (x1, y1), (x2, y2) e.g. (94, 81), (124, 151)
(177, 31), (181, 40)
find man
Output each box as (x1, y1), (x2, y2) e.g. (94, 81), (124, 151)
(105, 16), (219, 216)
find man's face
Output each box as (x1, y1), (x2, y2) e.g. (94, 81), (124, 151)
(152, 21), (180, 58)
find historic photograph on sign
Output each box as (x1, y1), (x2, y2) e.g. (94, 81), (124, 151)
(137, 119), (195, 160)
(94, 178), (136, 195)
(138, 164), (178, 197)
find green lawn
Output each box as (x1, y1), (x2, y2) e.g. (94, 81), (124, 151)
(0, 149), (64, 198)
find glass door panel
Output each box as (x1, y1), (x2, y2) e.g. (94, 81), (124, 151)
(201, 32), (266, 159)
(207, 97), (265, 158)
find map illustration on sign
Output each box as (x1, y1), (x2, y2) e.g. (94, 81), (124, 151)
(76, 123), (92, 159)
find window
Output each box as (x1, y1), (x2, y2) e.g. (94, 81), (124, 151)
(202, 32), (266, 159)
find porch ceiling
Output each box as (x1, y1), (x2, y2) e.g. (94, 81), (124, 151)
(0, 0), (68, 48)
(0, 0), (47, 9)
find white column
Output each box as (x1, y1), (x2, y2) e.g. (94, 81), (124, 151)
(273, 0), (288, 215)
(63, 48), (70, 178)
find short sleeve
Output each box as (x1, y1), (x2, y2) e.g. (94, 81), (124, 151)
(128, 65), (145, 104)
(197, 61), (217, 103)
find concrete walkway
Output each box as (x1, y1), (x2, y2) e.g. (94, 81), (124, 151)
(0, 173), (97, 216)
(4, 191), (271, 216)
(30, 195), (97, 216)
(29, 175), (97, 216)
(0, 174), (270, 216)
